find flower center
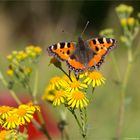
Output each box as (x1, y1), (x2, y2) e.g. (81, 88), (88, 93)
(73, 91), (85, 100)
(7, 115), (18, 122)
(17, 108), (27, 117)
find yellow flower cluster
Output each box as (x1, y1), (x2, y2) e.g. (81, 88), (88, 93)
(116, 4), (140, 46)
(0, 102), (40, 129)
(120, 17), (135, 27)
(115, 4), (133, 16)
(6, 45), (42, 77)
(116, 4), (138, 27)
(42, 71), (105, 109)
(7, 46), (42, 62)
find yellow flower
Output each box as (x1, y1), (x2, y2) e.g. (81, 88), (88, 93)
(67, 91), (89, 109)
(115, 4), (133, 15)
(2, 114), (20, 129)
(12, 51), (18, 56)
(120, 18), (127, 27)
(7, 55), (13, 61)
(0, 118), (3, 125)
(49, 76), (66, 90)
(53, 90), (66, 106)
(61, 75), (69, 81)
(84, 71), (105, 87)
(25, 45), (42, 58)
(16, 51), (28, 61)
(15, 104), (37, 125)
(42, 85), (55, 103)
(64, 76), (87, 92)
(127, 17), (135, 26)
(25, 45), (34, 53)
(0, 106), (13, 119)
(1, 103), (39, 129)
(7, 69), (14, 77)
(26, 102), (40, 112)
(24, 67), (32, 75)
(34, 47), (42, 54)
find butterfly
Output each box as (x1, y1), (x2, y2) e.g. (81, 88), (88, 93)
(47, 36), (117, 73)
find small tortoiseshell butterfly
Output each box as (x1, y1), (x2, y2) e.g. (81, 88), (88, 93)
(47, 36), (117, 73)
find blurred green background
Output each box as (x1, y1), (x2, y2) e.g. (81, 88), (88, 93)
(0, 1), (140, 140)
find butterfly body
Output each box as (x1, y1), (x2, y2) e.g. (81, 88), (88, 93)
(70, 36), (94, 66)
(47, 36), (117, 73)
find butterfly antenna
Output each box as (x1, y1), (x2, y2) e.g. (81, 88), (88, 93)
(81, 21), (90, 37)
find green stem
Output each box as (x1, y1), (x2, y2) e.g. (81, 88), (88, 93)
(84, 108), (87, 137)
(79, 109), (87, 139)
(37, 111), (52, 140)
(128, 48), (133, 63)
(69, 109), (83, 132)
(115, 62), (133, 140)
(9, 90), (21, 105)
(59, 67), (72, 82)
(61, 130), (64, 140)
(33, 69), (38, 102)
(0, 71), (21, 105)
(69, 108), (87, 139)
(31, 68), (52, 140)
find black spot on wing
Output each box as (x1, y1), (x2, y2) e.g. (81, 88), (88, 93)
(112, 39), (115, 44)
(95, 46), (99, 51)
(67, 43), (71, 48)
(53, 44), (57, 50)
(60, 43), (65, 49)
(98, 38), (104, 44)
(106, 38), (111, 44)
(47, 44), (66, 61)
(92, 39), (96, 44)
(67, 50), (70, 55)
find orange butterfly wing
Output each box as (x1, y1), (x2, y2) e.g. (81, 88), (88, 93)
(47, 42), (76, 61)
(87, 38), (117, 70)
(66, 55), (85, 73)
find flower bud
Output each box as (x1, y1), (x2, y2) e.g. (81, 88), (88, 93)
(49, 58), (62, 68)
(7, 69), (14, 77)
(127, 6), (133, 15)
(127, 17), (135, 27)
(7, 55), (13, 61)
(24, 67), (32, 75)
(120, 18), (127, 27)
(34, 47), (42, 55)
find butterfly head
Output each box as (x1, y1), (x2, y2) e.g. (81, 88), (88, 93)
(78, 36), (84, 43)
(77, 36), (85, 49)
